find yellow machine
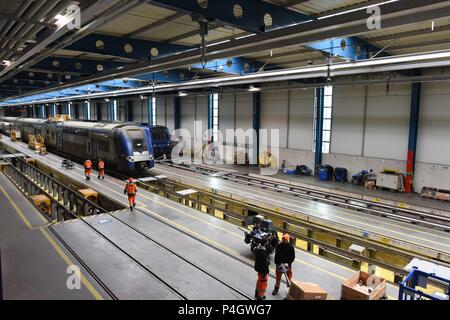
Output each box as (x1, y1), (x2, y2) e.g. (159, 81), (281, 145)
(31, 194), (51, 216)
(39, 146), (48, 155)
(78, 188), (98, 204)
(49, 114), (72, 122)
(258, 151), (275, 168)
(28, 134), (45, 152)
(10, 130), (21, 142)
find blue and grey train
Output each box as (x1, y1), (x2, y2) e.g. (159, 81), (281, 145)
(148, 125), (173, 159)
(0, 117), (154, 171)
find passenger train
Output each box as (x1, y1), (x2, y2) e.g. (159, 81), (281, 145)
(148, 125), (173, 159)
(0, 117), (154, 171)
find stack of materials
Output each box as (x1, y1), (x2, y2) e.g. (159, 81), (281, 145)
(421, 187), (450, 202)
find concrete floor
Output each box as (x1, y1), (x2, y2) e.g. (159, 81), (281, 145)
(0, 173), (107, 300)
(0, 140), (401, 300)
(151, 164), (450, 257)
(223, 164), (450, 212)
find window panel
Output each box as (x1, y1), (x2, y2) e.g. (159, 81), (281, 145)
(322, 142), (330, 154)
(323, 130), (331, 142)
(313, 86), (333, 154)
(324, 95), (332, 107)
(323, 119), (331, 131)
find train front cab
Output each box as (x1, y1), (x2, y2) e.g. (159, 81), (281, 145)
(149, 125), (172, 159)
(114, 127), (154, 171)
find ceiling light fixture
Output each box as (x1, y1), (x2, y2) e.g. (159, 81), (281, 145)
(248, 85), (261, 92)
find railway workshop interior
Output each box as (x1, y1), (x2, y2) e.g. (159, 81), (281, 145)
(1, 0), (450, 306)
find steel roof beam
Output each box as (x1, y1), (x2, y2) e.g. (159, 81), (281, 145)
(125, 12), (185, 37)
(30, 56), (132, 76)
(64, 33), (190, 61)
(3, 0), (448, 102)
(65, 33), (270, 74)
(151, 0), (381, 61)
(152, 0), (313, 33)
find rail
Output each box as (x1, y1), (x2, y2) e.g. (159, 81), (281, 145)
(163, 162), (450, 232)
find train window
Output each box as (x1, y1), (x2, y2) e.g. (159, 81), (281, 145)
(150, 127), (170, 141)
(126, 129), (148, 153)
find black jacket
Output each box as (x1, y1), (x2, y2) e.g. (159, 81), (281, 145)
(274, 242), (295, 265)
(254, 246), (270, 274)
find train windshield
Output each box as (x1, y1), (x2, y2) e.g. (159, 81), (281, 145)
(126, 129), (148, 153)
(150, 127), (170, 141)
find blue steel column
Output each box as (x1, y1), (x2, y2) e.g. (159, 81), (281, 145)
(253, 92), (261, 164)
(314, 87), (325, 171)
(174, 96), (180, 130)
(148, 97), (153, 126)
(84, 101), (90, 120)
(406, 79), (422, 193)
(108, 100), (116, 121)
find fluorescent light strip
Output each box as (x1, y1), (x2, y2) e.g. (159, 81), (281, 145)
(5, 49), (450, 106)
(318, 0), (399, 19)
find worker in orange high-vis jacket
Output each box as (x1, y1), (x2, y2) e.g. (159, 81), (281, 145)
(97, 159), (105, 180)
(84, 159), (92, 180)
(124, 178), (137, 211)
(254, 241), (270, 300)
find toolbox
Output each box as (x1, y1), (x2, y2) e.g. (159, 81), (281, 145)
(334, 167), (348, 183)
(318, 165), (334, 181)
(283, 167), (298, 175)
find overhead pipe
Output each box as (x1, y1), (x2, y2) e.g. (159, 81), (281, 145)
(0, 1), (34, 48)
(4, 0), (449, 101)
(0, 0), (49, 59)
(0, 0), (147, 83)
(5, 0), (76, 61)
(3, 0), (63, 61)
(5, 49), (450, 106)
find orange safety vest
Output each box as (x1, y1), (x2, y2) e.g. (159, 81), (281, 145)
(98, 161), (105, 170)
(84, 160), (92, 169)
(125, 183), (137, 196)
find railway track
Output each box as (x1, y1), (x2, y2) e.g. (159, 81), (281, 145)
(2, 140), (449, 282)
(162, 162), (450, 232)
(50, 210), (252, 300)
(0, 149), (252, 300)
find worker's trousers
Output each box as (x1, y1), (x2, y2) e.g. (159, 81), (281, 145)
(256, 273), (268, 298)
(98, 169), (105, 178)
(275, 264), (293, 288)
(127, 194), (136, 207)
(84, 168), (91, 177)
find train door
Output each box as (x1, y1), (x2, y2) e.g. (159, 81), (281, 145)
(56, 131), (63, 151)
(87, 138), (93, 158)
(92, 137), (98, 161)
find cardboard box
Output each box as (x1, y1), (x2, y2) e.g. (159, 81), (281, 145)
(288, 281), (328, 300)
(341, 271), (386, 300)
